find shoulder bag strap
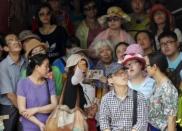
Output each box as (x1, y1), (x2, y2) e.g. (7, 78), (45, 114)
(132, 90), (137, 126)
(45, 79), (50, 103)
(174, 60), (182, 73)
(59, 78), (67, 105)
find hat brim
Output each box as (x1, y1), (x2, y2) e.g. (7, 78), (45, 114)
(106, 13), (131, 22)
(25, 43), (48, 58)
(20, 35), (40, 42)
(74, 49), (88, 55)
(123, 57), (146, 69)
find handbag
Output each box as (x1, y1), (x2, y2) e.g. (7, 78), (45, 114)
(45, 80), (88, 131)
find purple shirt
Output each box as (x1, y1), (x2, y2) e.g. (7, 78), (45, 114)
(17, 78), (56, 130)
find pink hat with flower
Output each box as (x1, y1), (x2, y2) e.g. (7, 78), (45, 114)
(122, 53), (146, 69)
(124, 43), (144, 56)
(123, 44), (145, 69)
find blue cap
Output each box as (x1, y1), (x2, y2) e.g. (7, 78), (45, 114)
(106, 62), (125, 77)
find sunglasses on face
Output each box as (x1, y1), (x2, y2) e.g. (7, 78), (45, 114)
(84, 4), (96, 11)
(39, 11), (51, 17)
(107, 16), (121, 22)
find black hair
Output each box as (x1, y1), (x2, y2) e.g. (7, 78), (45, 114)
(158, 31), (178, 42)
(3, 33), (17, 46)
(36, 2), (56, 27)
(148, 52), (168, 74)
(81, 0), (97, 13)
(27, 54), (49, 76)
(66, 36), (80, 49)
(114, 42), (129, 58)
(135, 30), (157, 51)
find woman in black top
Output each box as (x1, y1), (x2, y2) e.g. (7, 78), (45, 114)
(35, 3), (68, 63)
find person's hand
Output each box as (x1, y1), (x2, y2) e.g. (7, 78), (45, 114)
(77, 60), (88, 73)
(22, 107), (38, 118)
(38, 122), (45, 131)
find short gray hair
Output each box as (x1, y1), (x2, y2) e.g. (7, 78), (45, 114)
(91, 40), (114, 57)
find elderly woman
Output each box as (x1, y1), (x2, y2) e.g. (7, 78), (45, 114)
(90, 6), (134, 48)
(91, 40), (114, 99)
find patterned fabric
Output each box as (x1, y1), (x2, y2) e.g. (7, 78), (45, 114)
(94, 61), (114, 98)
(99, 88), (148, 131)
(149, 80), (178, 131)
(128, 76), (155, 99)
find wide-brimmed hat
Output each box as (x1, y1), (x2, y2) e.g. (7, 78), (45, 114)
(122, 53), (146, 69)
(125, 44), (144, 56)
(149, 4), (173, 25)
(66, 54), (88, 68)
(19, 30), (40, 42)
(106, 62), (125, 77)
(106, 6), (131, 22)
(70, 47), (88, 55)
(24, 39), (48, 58)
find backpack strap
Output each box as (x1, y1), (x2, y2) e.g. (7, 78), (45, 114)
(175, 60), (182, 73)
(132, 90), (137, 126)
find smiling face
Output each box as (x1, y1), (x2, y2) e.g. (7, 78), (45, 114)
(4, 34), (22, 53)
(99, 46), (112, 64)
(38, 7), (51, 25)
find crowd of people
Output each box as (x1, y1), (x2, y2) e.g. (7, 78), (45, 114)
(0, 0), (182, 131)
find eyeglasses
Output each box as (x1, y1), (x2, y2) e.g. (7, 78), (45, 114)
(160, 40), (176, 47)
(39, 11), (51, 17)
(84, 5), (96, 11)
(107, 16), (121, 22)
